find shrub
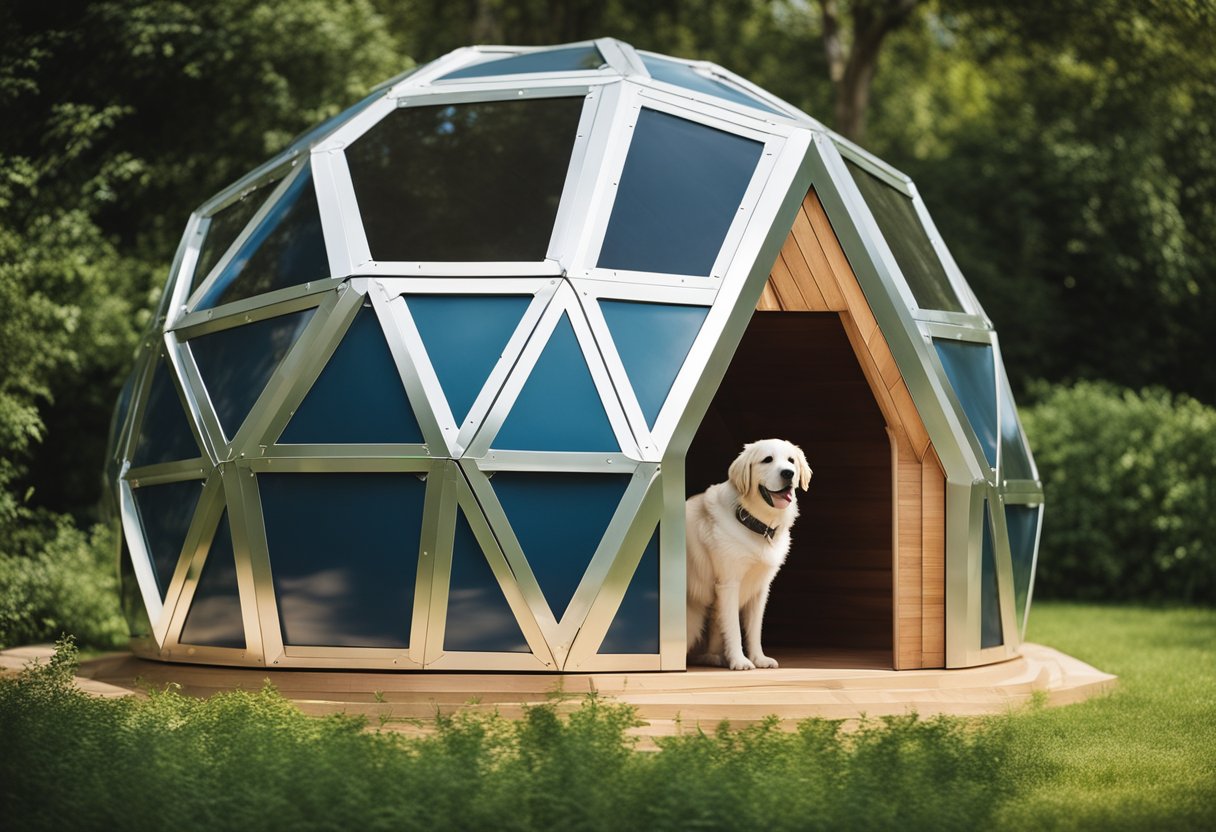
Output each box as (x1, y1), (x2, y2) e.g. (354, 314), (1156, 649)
(1021, 381), (1216, 603)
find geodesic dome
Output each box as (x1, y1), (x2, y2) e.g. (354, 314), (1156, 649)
(108, 39), (1042, 672)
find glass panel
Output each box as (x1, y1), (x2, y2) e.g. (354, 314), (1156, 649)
(191, 173), (284, 297)
(190, 309), (315, 440)
(443, 508), (529, 653)
(1006, 504), (1040, 637)
(405, 294), (532, 425)
(346, 98), (585, 262)
(119, 537), (153, 638)
(109, 366), (137, 456)
(640, 54), (784, 116)
(260, 473), (425, 648)
(844, 159), (964, 312)
(132, 480), (204, 600)
(999, 380), (1035, 482)
(131, 359), (200, 467)
(284, 87), (386, 153)
(934, 339), (998, 468)
(600, 300), (709, 428)
(198, 167), (329, 310)
(493, 313), (618, 452)
(491, 472), (631, 620)
(598, 529), (660, 654)
(981, 504), (1003, 649)
(597, 109), (763, 277)
(279, 306), (423, 444)
(179, 511), (245, 649)
(440, 45), (605, 80)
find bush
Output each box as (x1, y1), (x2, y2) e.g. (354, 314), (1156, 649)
(0, 517), (125, 650)
(1022, 381), (1216, 603)
(0, 641), (1013, 832)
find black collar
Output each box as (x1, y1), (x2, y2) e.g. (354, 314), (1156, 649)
(735, 505), (778, 540)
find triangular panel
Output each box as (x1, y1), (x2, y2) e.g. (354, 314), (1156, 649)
(443, 507), (530, 653)
(494, 313), (619, 452)
(198, 166), (329, 310)
(490, 471), (632, 621)
(179, 511), (245, 649)
(279, 306), (423, 444)
(440, 45), (605, 80)
(600, 300), (709, 429)
(132, 480), (204, 601)
(191, 175), (282, 298)
(934, 339), (998, 468)
(597, 528), (660, 654)
(131, 359), (200, 467)
(189, 309), (315, 440)
(639, 54), (783, 116)
(406, 294), (532, 426)
(1006, 504), (1040, 636)
(980, 504), (1003, 649)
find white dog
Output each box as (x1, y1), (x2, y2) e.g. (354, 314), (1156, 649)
(686, 438), (812, 670)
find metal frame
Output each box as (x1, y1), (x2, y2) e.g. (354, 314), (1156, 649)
(114, 39), (1043, 672)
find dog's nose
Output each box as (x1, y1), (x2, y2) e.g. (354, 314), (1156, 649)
(780, 468), (795, 481)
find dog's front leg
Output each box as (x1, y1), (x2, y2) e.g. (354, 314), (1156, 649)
(743, 587), (779, 669)
(714, 581), (754, 670)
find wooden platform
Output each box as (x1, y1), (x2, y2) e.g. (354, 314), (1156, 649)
(3, 643), (1115, 740)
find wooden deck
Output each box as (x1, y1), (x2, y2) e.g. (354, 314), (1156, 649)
(4, 643), (1115, 740)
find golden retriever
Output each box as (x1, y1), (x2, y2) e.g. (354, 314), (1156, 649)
(685, 438), (812, 670)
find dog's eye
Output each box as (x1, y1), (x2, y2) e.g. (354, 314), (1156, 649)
(788, 457), (795, 463)
(762, 456), (773, 464)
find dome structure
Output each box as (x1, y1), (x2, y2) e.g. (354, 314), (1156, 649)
(108, 38), (1043, 672)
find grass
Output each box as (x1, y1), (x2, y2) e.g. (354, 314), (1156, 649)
(0, 603), (1213, 831)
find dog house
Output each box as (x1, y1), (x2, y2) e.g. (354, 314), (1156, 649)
(107, 39), (1042, 673)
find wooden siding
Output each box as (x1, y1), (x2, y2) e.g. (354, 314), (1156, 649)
(756, 189), (946, 669)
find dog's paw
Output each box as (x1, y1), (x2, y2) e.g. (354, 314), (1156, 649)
(726, 655), (755, 671)
(750, 655), (779, 669)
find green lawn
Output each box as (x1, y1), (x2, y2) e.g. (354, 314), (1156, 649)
(996, 602), (1216, 830)
(0, 603), (1212, 831)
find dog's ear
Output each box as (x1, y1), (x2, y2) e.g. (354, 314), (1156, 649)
(728, 444), (754, 496)
(795, 445), (813, 491)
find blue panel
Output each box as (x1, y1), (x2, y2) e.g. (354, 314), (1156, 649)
(441, 46), (605, 79)
(597, 109), (763, 276)
(492, 472), (631, 620)
(598, 529), (660, 654)
(131, 360), (199, 466)
(934, 340), (998, 468)
(999, 382), (1035, 482)
(406, 294), (532, 425)
(494, 313), (618, 452)
(1006, 505), (1040, 635)
(443, 508), (529, 653)
(640, 55), (784, 116)
(179, 512), (245, 649)
(198, 167), (329, 310)
(191, 177), (280, 297)
(981, 505), (1003, 649)
(133, 480), (204, 600)
(600, 300), (709, 428)
(190, 309), (314, 440)
(259, 473), (425, 648)
(279, 306), (423, 444)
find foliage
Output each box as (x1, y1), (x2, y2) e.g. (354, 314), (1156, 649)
(1022, 382), (1216, 603)
(0, 639), (1012, 832)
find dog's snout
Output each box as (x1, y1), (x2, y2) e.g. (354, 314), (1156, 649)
(780, 468), (795, 481)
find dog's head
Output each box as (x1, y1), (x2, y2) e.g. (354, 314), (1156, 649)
(728, 438), (813, 514)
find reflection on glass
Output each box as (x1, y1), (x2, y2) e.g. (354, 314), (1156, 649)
(845, 159), (964, 312)
(981, 506), (1003, 649)
(934, 339), (998, 468)
(640, 54), (784, 115)
(346, 97), (585, 261)
(191, 173), (283, 298)
(279, 307), (424, 444)
(198, 166), (329, 309)
(999, 380), (1035, 482)
(179, 512), (245, 649)
(1006, 504), (1040, 637)
(440, 46), (605, 79)
(260, 473), (425, 648)
(597, 530), (660, 654)
(491, 472), (631, 620)
(189, 309), (315, 440)
(597, 108), (762, 276)
(444, 509), (529, 652)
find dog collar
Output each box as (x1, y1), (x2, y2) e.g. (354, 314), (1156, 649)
(735, 505), (777, 541)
